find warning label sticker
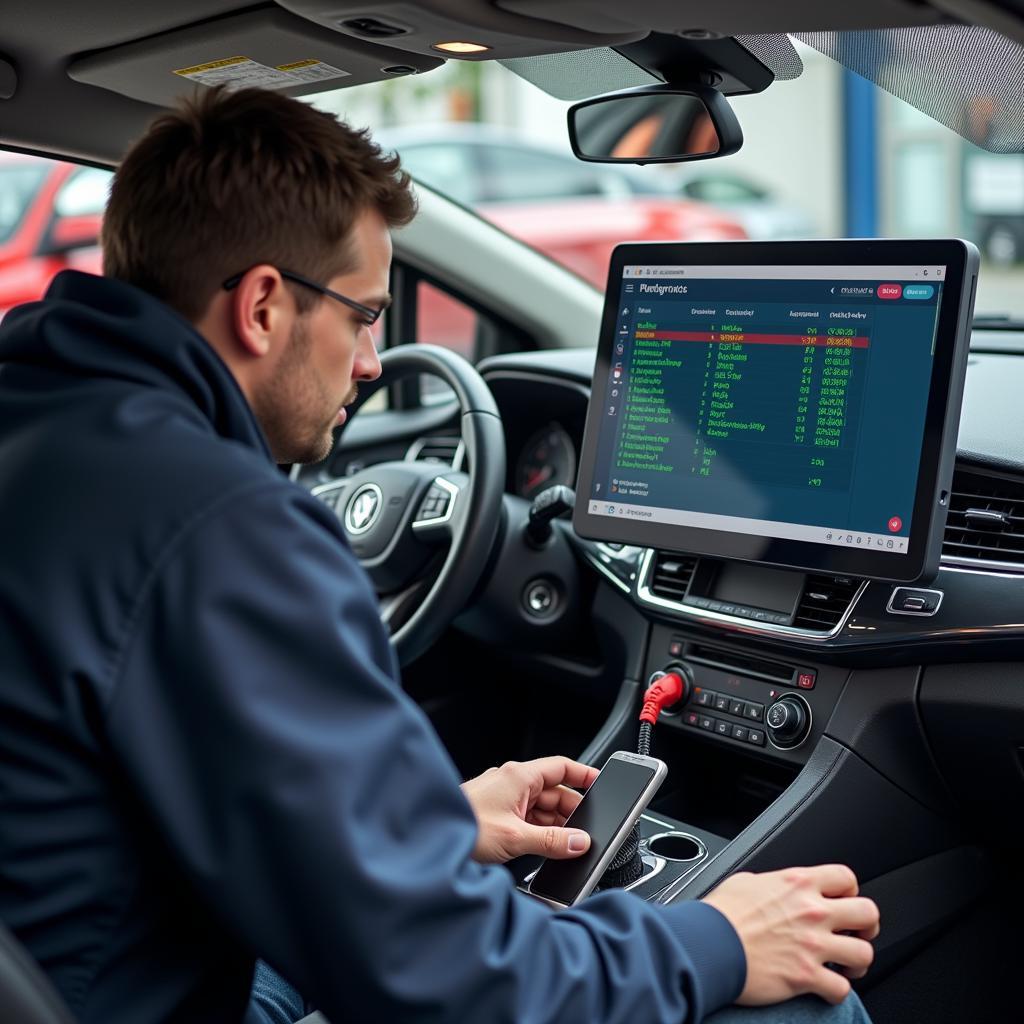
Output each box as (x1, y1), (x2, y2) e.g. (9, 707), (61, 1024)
(173, 56), (350, 91)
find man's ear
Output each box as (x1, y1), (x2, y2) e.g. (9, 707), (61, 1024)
(229, 266), (290, 358)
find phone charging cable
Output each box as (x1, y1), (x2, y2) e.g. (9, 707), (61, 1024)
(599, 672), (685, 889)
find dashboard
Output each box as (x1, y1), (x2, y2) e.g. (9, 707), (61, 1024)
(476, 337), (1024, 662)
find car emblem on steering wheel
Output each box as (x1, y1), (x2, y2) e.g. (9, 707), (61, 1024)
(345, 483), (383, 535)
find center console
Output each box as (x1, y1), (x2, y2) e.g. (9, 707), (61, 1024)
(543, 239), (986, 967)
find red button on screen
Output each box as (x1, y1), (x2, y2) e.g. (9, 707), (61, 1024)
(877, 283), (903, 300)
(888, 516), (902, 533)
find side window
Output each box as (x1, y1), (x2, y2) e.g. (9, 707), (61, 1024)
(416, 280), (477, 361)
(53, 166), (112, 216)
(0, 161), (48, 244)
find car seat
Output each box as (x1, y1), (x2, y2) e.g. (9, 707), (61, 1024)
(0, 919), (75, 1023)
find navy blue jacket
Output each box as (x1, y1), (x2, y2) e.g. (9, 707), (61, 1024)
(0, 271), (745, 1023)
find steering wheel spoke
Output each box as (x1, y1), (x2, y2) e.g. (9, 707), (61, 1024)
(379, 577), (433, 633)
(310, 478), (351, 516)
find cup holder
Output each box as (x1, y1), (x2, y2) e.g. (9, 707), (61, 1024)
(646, 831), (705, 862)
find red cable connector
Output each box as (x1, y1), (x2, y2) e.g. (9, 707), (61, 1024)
(639, 672), (685, 725)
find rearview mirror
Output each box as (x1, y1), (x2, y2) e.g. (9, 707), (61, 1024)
(568, 85), (742, 164)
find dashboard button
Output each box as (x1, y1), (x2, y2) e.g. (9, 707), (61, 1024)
(797, 671), (816, 690)
(746, 729), (766, 746)
(668, 639), (683, 657)
(713, 694), (730, 713)
(698, 715), (715, 732)
(745, 702), (765, 722)
(729, 699), (746, 717)
(887, 587), (943, 616)
(694, 689), (714, 707)
(684, 711), (699, 727)
(731, 724), (749, 742)
(715, 720), (731, 736)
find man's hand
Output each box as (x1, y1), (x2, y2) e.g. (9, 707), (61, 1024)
(461, 756), (599, 863)
(703, 865), (880, 1007)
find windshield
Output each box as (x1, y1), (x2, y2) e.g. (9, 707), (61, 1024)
(0, 162), (48, 245)
(311, 36), (1023, 323)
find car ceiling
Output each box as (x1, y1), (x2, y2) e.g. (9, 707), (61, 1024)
(1, 0), (1023, 166)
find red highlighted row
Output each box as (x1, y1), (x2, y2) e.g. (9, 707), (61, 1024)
(637, 331), (870, 348)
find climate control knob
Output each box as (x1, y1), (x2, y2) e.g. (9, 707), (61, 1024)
(765, 695), (811, 748)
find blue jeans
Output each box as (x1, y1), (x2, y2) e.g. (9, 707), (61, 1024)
(244, 961), (310, 1024)
(708, 992), (871, 1024)
(247, 960), (871, 1024)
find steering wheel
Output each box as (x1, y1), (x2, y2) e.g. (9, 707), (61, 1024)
(311, 345), (506, 665)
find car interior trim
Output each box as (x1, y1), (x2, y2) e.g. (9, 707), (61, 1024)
(635, 547), (869, 641)
(404, 436), (467, 472)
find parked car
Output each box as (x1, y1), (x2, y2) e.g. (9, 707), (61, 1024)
(670, 169), (818, 239)
(383, 123), (811, 249)
(381, 124), (748, 287)
(0, 153), (106, 316)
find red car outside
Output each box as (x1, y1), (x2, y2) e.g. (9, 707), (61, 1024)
(0, 154), (107, 318)
(485, 195), (746, 288)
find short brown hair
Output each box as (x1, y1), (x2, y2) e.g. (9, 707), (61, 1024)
(103, 87), (416, 320)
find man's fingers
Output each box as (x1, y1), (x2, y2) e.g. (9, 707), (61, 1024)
(533, 784), (584, 819)
(525, 756), (599, 795)
(809, 863), (859, 898)
(828, 896), (880, 938)
(516, 823), (591, 859)
(809, 966), (852, 1005)
(823, 935), (875, 979)
(525, 809), (567, 827)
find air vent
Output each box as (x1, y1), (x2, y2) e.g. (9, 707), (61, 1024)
(405, 436), (463, 467)
(942, 468), (1024, 567)
(792, 574), (863, 632)
(649, 550), (699, 601)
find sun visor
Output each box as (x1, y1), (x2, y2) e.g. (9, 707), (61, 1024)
(67, 7), (443, 107)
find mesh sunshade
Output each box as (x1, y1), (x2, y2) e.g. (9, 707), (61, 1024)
(796, 25), (1024, 153)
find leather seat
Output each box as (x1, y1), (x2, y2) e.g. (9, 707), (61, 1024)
(0, 920), (75, 1023)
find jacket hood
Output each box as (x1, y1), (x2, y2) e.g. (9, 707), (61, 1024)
(0, 270), (271, 459)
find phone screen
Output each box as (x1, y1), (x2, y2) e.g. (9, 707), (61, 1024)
(530, 757), (656, 905)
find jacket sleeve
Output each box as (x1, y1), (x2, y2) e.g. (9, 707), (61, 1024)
(104, 483), (746, 1024)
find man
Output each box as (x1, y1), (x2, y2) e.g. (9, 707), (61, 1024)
(0, 87), (877, 1023)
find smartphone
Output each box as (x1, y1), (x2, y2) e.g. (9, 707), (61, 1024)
(527, 751), (667, 908)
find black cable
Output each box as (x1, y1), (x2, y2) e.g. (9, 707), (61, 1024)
(637, 721), (652, 758)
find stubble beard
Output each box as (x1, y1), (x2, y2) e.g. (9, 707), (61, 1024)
(255, 318), (348, 465)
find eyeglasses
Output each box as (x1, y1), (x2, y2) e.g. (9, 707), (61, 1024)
(222, 267), (387, 326)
